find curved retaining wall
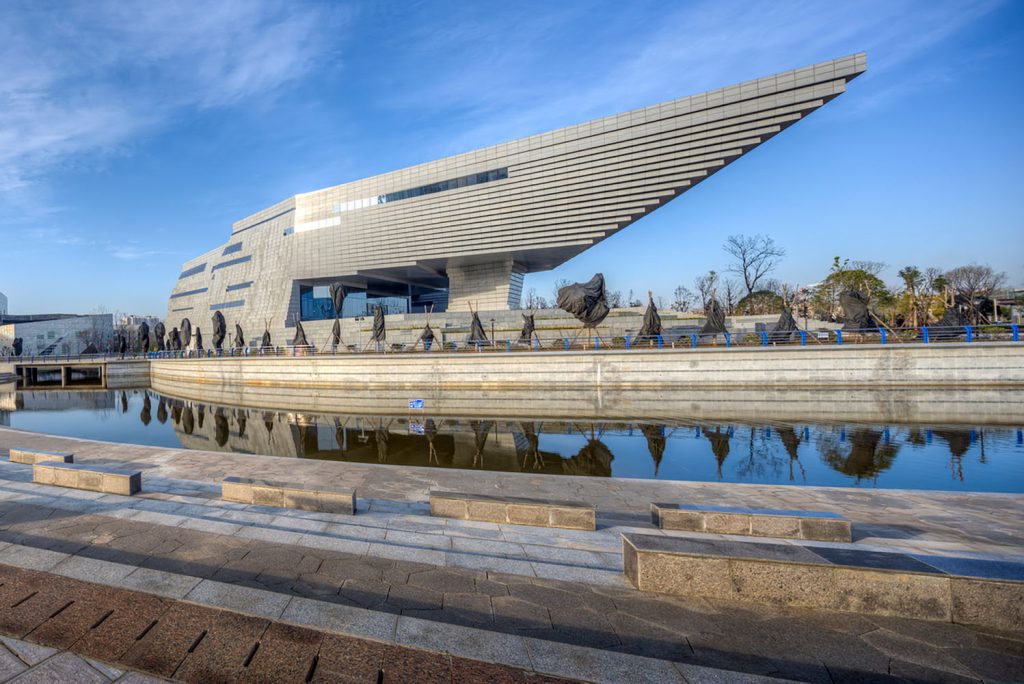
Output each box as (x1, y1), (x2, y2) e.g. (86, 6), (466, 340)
(149, 342), (1024, 403)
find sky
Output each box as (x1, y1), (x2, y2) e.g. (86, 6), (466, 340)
(1, 0), (1022, 315)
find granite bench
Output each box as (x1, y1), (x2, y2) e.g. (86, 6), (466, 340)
(222, 476), (356, 515)
(9, 448), (74, 465)
(622, 533), (1023, 632)
(651, 502), (852, 542)
(33, 461), (141, 496)
(430, 491), (596, 530)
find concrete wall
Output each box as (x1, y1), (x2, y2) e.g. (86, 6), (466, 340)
(149, 342), (1024, 404)
(0, 314), (113, 356)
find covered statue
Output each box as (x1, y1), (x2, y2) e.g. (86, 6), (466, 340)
(467, 310), (487, 345)
(234, 323), (245, 349)
(840, 290), (880, 332)
(212, 311), (226, 349)
(138, 321), (150, 352)
(768, 307), (800, 343)
(371, 306), (386, 343)
(180, 318), (192, 348)
(635, 291), (662, 343)
(194, 327), (204, 352)
(700, 298), (727, 335)
(154, 322), (166, 351)
(557, 273), (610, 328)
(169, 328), (181, 351)
(292, 320), (309, 347)
(517, 313), (536, 346)
(329, 282), (346, 318)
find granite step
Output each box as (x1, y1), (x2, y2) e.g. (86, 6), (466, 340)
(622, 532), (1024, 631)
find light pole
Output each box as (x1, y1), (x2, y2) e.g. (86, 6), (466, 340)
(490, 318), (495, 346)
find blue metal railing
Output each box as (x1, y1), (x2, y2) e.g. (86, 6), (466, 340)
(4, 323), (1021, 362)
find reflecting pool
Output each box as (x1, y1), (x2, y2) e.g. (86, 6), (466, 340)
(2, 388), (1022, 492)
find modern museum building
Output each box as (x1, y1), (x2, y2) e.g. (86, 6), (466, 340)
(166, 53), (865, 343)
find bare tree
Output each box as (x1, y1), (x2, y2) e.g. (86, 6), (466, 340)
(722, 279), (739, 315)
(693, 271), (718, 312)
(672, 285), (694, 312)
(551, 279), (570, 305)
(851, 260), (887, 277)
(945, 264), (1006, 324)
(606, 290), (623, 308)
(723, 234), (785, 296)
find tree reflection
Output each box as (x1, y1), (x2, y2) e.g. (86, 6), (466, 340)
(702, 426), (731, 479)
(776, 425), (806, 482)
(639, 424), (666, 476)
(819, 428), (899, 482)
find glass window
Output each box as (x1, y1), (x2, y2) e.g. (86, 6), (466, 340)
(299, 286), (334, 321)
(226, 281), (253, 292)
(178, 263), (206, 279)
(170, 287), (208, 299)
(211, 255), (251, 272)
(210, 300), (245, 310)
(221, 242), (243, 256)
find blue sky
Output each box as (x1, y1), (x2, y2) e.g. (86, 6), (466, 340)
(1, 0), (1022, 315)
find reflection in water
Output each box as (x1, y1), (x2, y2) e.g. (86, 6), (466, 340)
(2, 388), (1022, 491)
(819, 428), (899, 483)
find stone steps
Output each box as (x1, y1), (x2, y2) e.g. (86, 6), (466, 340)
(622, 532), (1024, 632)
(0, 545), (777, 684)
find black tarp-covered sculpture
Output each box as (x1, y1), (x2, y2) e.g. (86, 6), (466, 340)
(840, 290), (880, 332)
(467, 311), (487, 345)
(328, 319), (341, 348)
(418, 322), (435, 350)
(212, 311), (226, 350)
(700, 298), (727, 335)
(371, 306), (386, 344)
(557, 273), (610, 328)
(169, 328), (180, 351)
(12, 339), (22, 356)
(194, 327), (204, 352)
(154, 322), (166, 351)
(292, 320), (308, 347)
(234, 323), (245, 349)
(769, 307), (800, 343)
(330, 282), (346, 317)
(118, 335), (127, 357)
(635, 291), (662, 343)
(261, 329), (272, 349)
(82, 343), (99, 355)
(517, 313), (536, 346)
(180, 318), (192, 348)
(138, 321), (150, 352)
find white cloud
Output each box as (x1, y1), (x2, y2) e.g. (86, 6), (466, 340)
(0, 0), (347, 198)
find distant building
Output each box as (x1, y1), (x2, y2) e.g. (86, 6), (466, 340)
(0, 313), (113, 357)
(118, 314), (161, 329)
(0, 292), (7, 317)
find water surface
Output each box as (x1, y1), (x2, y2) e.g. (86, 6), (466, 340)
(2, 388), (1022, 492)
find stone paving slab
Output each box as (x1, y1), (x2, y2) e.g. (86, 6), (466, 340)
(0, 632), (167, 682)
(3, 427), (1023, 561)
(651, 503), (852, 542)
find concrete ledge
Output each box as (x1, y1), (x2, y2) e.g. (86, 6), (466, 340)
(222, 476), (356, 514)
(9, 448), (74, 465)
(622, 534), (1024, 632)
(651, 502), (852, 542)
(430, 491), (596, 530)
(32, 461), (140, 495)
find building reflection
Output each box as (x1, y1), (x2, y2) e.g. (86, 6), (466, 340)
(91, 389), (1018, 485)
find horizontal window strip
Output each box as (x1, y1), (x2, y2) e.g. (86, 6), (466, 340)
(225, 281), (253, 292)
(221, 242), (243, 256)
(178, 263), (206, 279)
(232, 207), (294, 235)
(211, 255), (252, 272)
(210, 300), (245, 310)
(169, 287), (208, 299)
(171, 306), (194, 312)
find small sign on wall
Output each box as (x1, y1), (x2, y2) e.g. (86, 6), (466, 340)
(408, 399), (424, 410)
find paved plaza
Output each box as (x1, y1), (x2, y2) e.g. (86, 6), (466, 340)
(0, 427), (1022, 682)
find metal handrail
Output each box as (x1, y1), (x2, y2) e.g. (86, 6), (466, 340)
(3, 323), (1020, 361)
